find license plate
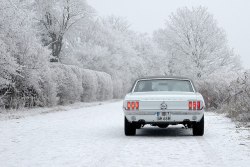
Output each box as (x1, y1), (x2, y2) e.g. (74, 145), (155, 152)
(156, 112), (171, 121)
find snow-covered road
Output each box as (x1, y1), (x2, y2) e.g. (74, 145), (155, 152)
(0, 101), (250, 167)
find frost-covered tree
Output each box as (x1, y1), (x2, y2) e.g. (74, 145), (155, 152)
(130, 33), (166, 77)
(154, 7), (241, 79)
(221, 71), (250, 120)
(0, 40), (19, 87)
(101, 15), (131, 32)
(0, 1), (21, 90)
(61, 14), (168, 97)
(0, 0), (56, 108)
(35, 0), (93, 62)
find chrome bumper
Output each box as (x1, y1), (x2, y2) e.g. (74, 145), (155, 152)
(124, 109), (204, 123)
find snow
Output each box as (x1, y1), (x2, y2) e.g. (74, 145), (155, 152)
(0, 100), (119, 121)
(0, 101), (249, 167)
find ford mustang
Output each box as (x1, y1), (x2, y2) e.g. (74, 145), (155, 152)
(123, 77), (205, 136)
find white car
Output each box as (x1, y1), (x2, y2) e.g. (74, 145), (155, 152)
(123, 77), (205, 136)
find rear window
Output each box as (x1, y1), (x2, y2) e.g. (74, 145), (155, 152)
(133, 79), (194, 92)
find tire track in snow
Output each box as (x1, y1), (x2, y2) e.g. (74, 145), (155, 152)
(194, 113), (227, 167)
(195, 137), (226, 167)
(90, 137), (132, 167)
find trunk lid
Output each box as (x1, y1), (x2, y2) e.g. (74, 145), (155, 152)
(127, 91), (198, 110)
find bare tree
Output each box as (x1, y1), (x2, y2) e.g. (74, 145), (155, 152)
(101, 15), (131, 32)
(36, 0), (93, 62)
(154, 7), (241, 79)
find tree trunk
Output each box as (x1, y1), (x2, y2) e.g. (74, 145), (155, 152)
(50, 35), (63, 62)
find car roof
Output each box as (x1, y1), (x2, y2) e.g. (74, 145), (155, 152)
(130, 76), (196, 93)
(136, 76), (192, 81)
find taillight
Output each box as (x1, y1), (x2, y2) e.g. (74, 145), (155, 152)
(131, 102), (135, 110)
(127, 101), (139, 110)
(193, 101), (197, 110)
(135, 101), (139, 110)
(197, 101), (201, 110)
(189, 101), (202, 110)
(127, 102), (131, 110)
(189, 101), (192, 110)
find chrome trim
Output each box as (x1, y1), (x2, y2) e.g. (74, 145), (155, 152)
(125, 110), (203, 115)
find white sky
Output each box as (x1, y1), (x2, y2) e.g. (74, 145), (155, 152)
(87, 0), (250, 69)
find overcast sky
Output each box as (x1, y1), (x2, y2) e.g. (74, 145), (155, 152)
(87, 0), (250, 69)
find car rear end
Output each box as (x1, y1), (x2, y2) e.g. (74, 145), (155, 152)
(124, 92), (204, 124)
(123, 77), (205, 136)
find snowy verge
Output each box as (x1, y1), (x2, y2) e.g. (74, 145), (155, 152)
(206, 109), (250, 130)
(0, 99), (121, 121)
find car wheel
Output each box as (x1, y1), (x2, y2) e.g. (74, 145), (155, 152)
(193, 116), (204, 136)
(124, 117), (136, 136)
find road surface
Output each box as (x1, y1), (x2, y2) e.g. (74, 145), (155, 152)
(0, 101), (250, 167)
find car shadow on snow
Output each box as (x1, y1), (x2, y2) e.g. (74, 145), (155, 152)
(136, 126), (193, 137)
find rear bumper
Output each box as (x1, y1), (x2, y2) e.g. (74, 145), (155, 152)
(124, 109), (204, 123)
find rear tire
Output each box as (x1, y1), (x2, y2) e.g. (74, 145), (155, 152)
(124, 117), (136, 136)
(193, 116), (204, 136)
